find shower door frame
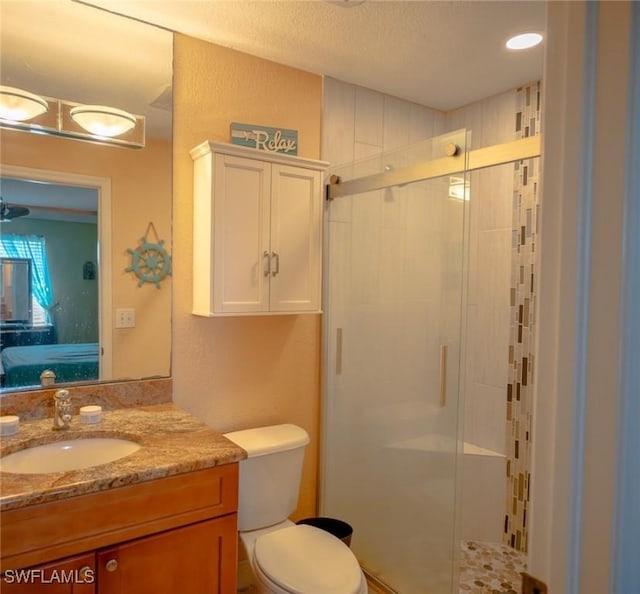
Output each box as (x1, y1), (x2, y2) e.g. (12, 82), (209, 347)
(326, 135), (540, 200)
(320, 133), (542, 593)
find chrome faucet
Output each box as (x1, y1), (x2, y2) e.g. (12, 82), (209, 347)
(53, 389), (72, 430)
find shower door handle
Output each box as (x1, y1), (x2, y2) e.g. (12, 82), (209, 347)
(439, 344), (448, 407)
(336, 328), (343, 375)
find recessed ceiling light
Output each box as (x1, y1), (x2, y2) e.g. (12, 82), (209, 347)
(506, 32), (543, 51)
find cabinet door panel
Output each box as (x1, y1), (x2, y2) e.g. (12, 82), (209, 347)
(214, 155), (271, 313)
(97, 516), (237, 594)
(269, 164), (322, 312)
(1, 552), (95, 594)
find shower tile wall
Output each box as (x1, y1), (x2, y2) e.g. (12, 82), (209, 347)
(322, 76), (450, 434)
(324, 79), (521, 465)
(322, 77), (541, 554)
(321, 76), (451, 420)
(444, 91), (517, 544)
(446, 83), (542, 552)
(321, 76), (447, 344)
(323, 77), (446, 231)
(504, 82), (541, 553)
(322, 77), (445, 169)
(322, 78), (464, 592)
(445, 91), (517, 461)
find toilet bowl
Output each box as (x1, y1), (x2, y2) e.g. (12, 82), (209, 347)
(241, 522), (367, 594)
(223, 424), (367, 594)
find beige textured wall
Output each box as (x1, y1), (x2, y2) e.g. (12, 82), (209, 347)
(172, 34), (323, 521)
(0, 130), (172, 380)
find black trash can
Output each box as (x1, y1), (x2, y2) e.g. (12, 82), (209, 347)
(296, 517), (353, 547)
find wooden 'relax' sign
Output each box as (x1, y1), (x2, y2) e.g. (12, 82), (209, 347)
(230, 122), (298, 155)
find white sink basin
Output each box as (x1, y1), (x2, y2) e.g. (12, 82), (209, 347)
(0, 438), (141, 474)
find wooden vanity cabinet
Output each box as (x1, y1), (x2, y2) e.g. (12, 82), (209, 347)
(0, 465), (239, 593)
(96, 515), (236, 594)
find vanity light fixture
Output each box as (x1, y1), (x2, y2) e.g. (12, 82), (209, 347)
(0, 88), (145, 149)
(70, 105), (137, 138)
(0, 86), (48, 122)
(506, 32), (543, 51)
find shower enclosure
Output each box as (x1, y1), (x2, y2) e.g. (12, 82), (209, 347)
(321, 130), (469, 593)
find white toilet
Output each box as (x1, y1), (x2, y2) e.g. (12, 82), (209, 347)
(224, 424), (368, 594)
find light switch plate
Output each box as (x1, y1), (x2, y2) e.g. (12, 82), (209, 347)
(115, 308), (135, 328)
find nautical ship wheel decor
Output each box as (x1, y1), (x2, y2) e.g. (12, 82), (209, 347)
(125, 222), (172, 288)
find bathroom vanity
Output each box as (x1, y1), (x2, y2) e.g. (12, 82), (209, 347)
(0, 404), (246, 593)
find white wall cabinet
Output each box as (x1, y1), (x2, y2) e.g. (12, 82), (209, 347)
(191, 141), (327, 316)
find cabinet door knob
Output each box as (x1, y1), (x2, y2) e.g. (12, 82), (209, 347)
(271, 251), (280, 276)
(105, 559), (118, 572)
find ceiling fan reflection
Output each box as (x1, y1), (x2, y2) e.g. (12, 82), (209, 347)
(0, 197), (97, 221)
(0, 197), (30, 221)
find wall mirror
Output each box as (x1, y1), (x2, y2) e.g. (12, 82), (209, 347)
(0, 2), (173, 392)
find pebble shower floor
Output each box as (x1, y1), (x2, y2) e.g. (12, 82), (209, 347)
(458, 540), (527, 594)
(241, 539), (527, 594)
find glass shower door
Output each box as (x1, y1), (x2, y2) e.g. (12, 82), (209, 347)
(321, 131), (468, 593)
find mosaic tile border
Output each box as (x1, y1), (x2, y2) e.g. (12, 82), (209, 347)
(504, 81), (541, 553)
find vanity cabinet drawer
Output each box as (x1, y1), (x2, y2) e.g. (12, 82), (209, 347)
(0, 464), (238, 572)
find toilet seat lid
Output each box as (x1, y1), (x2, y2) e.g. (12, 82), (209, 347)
(254, 524), (362, 594)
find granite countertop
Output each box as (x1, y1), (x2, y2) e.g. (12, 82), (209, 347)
(0, 403), (247, 511)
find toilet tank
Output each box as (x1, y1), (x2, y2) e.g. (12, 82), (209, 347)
(224, 424), (310, 531)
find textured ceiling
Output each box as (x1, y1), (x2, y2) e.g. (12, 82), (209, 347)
(0, 0), (546, 139)
(82, 0), (546, 111)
